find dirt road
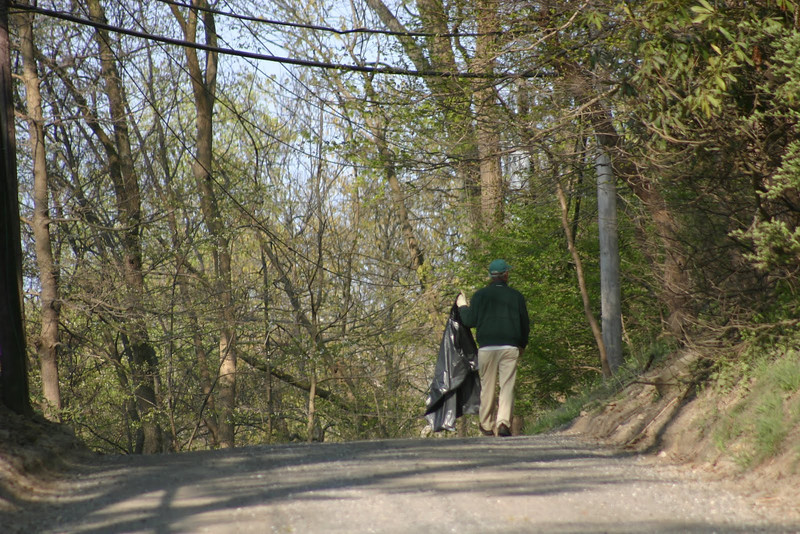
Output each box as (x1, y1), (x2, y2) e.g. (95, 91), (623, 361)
(7, 434), (798, 533)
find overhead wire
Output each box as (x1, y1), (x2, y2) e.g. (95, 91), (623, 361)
(22, 0), (556, 283)
(39, 0), (427, 290)
(9, 2), (543, 79)
(154, 0), (494, 38)
(19, 0), (518, 202)
(210, 0), (443, 171)
(14, 0), (543, 170)
(102, 0), (376, 184)
(157, 0), (465, 247)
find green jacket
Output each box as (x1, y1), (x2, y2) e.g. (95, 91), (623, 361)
(458, 281), (529, 349)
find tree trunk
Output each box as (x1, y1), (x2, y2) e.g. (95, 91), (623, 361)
(570, 67), (693, 338)
(136, 56), (220, 448)
(18, 3), (61, 419)
(557, 52), (692, 339)
(306, 370), (317, 443)
(0, 0), (31, 415)
(377, 129), (425, 272)
(555, 181), (611, 377)
(364, 0), (483, 224)
(261, 249), (275, 443)
(171, 1), (236, 448)
(623, 175), (692, 336)
(474, 0), (504, 226)
(87, 0), (163, 453)
(360, 78), (425, 274)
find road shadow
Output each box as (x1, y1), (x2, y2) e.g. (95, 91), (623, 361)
(9, 434), (797, 533)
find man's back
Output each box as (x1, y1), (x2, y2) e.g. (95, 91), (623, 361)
(459, 280), (529, 349)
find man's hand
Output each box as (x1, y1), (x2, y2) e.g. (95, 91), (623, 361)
(456, 292), (467, 307)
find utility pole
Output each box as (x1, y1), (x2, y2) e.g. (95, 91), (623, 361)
(596, 148), (622, 375)
(0, 0), (31, 414)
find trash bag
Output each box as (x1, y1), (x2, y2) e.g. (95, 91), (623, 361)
(424, 300), (481, 432)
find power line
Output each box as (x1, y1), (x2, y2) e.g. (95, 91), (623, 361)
(154, 0), (493, 38)
(50, 2), (424, 291)
(10, 3), (539, 79)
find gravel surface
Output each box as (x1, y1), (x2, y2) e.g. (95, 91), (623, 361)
(6, 433), (799, 533)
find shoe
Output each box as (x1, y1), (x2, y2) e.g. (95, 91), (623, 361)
(497, 423), (512, 437)
(479, 425), (494, 437)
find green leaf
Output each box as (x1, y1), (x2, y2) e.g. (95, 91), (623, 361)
(698, 0), (715, 11)
(692, 12), (712, 23)
(717, 26), (734, 42)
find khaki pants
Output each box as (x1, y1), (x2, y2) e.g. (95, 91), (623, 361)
(478, 346), (519, 431)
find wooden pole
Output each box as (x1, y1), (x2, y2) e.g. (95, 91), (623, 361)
(0, 0), (32, 414)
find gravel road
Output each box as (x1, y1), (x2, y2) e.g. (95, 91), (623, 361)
(8, 433), (799, 533)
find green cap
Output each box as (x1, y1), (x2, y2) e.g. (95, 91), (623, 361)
(489, 259), (511, 274)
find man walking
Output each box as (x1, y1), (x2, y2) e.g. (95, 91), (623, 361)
(457, 259), (529, 437)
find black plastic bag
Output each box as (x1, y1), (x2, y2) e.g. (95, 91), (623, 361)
(424, 301), (481, 432)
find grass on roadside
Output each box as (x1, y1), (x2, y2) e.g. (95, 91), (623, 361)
(525, 338), (679, 435)
(526, 338), (800, 476)
(712, 349), (800, 469)
(525, 362), (647, 435)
